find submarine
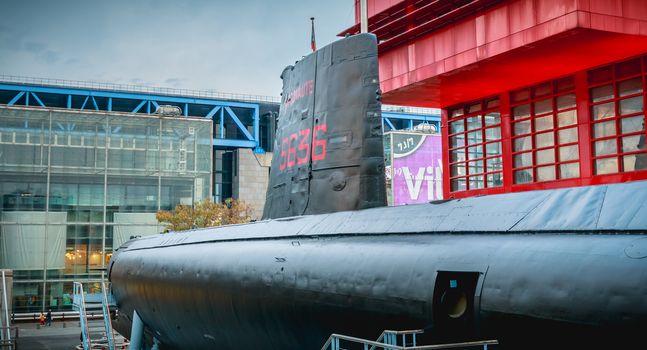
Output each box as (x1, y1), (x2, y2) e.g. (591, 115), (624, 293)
(107, 33), (647, 349)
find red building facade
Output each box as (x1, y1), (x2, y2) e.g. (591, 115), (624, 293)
(341, 0), (647, 198)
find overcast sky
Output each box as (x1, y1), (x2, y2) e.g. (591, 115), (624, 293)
(0, 0), (355, 97)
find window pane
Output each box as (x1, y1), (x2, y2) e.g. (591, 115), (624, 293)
(535, 116), (553, 132)
(451, 178), (466, 191)
(595, 157), (618, 175)
(514, 136), (532, 151)
(594, 139), (617, 156)
(450, 149), (466, 162)
(616, 58), (641, 79)
(486, 98), (500, 109)
(450, 134), (465, 148)
(556, 76), (575, 91)
(485, 127), (501, 141)
(618, 77), (643, 97)
(468, 160), (484, 174)
(513, 104), (530, 119)
(467, 131), (482, 145)
(537, 165), (556, 181)
(560, 163), (580, 179)
(592, 102), (615, 120)
(451, 109), (464, 117)
(487, 173), (503, 187)
(535, 131), (555, 148)
(486, 142), (501, 156)
(486, 157), (503, 172)
(534, 98), (553, 115)
(620, 96), (643, 116)
(450, 163), (466, 177)
(620, 116), (645, 134)
(484, 112), (500, 126)
(536, 149), (555, 165)
(591, 84), (614, 102)
(468, 103), (482, 113)
(469, 175), (485, 189)
(514, 152), (532, 167)
(592, 120), (616, 138)
(558, 128), (578, 144)
(513, 120), (531, 135)
(622, 135), (642, 153)
(450, 120), (464, 134)
(556, 93), (576, 110)
(467, 145), (483, 160)
(512, 89), (530, 103)
(514, 169), (533, 184)
(534, 82), (552, 97)
(624, 154), (647, 172)
(557, 110), (577, 127)
(559, 145), (579, 161)
(466, 116), (482, 130)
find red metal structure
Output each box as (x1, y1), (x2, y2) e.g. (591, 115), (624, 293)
(341, 0), (647, 198)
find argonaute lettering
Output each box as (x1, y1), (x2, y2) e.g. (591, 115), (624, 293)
(283, 79), (314, 108)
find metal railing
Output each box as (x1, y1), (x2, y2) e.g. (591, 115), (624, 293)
(73, 282), (92, 350)
(0, 326), (18, 350)
(382, 105), (440, 116)
(1, 271), (11, 346)
(371, 329), (425, 349)
(321, 333), (497, 350)
(0, 74), (282, 104)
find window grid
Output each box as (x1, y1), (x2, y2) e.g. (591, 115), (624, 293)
(447, 98), (502, 192)
(510, 78), (580, 184)
(588, 57), (647, 175)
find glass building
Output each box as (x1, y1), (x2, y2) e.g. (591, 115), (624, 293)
(0, 106), (212, 313)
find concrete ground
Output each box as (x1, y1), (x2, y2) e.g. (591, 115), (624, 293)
(14, 321), (128, 350)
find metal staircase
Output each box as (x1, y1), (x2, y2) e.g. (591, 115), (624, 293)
(1, 270), (16, 350)
(321, 329), (497, 350)
(72, 282), (117, 350)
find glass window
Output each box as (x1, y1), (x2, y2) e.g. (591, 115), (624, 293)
(535, 116), (553, 131)
(534, 98), (553, 115)
(592, 102), (615, 120)
(557, 110), (577, 126)
(447, 97), (502, 192)
(560, 163), (580, 179)
(588, 60), (647, 174)
(557, 93), (576, 110)
(618, 77), (643, 97)
(595, 157), (618, 175)
(535, 132), (555, 148)
(513, 104), (531, 119)
(559, 145), (579, 162)
(591, 84), (614, 102)
(619, 96), (643, 116)
(620, 116), (644, 134)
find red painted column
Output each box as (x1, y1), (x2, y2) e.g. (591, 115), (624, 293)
(441, 108), (451, 199)
(499, 93), (514, 193)
(575, 70), (593, 184)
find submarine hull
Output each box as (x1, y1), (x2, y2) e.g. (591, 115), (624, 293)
(109, 181), (647, 349)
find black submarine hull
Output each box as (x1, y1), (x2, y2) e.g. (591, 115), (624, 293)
(109, 181), (647, 349)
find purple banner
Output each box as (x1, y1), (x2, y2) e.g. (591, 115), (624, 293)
(392, 134), (443, 205)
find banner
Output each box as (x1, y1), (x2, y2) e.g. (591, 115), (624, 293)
(391, 133), (443, 205)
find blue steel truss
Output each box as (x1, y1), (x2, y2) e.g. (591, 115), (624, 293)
(382, 111), (441, 132)
(0, 82), (265, 151)
(0, 81), (440, 153)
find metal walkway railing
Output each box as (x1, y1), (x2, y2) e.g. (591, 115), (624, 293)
(1, 271), (13, 350)
(321, 329), (498, 350)
(371, 329), (425, 349)
(73, 282), (120, 350)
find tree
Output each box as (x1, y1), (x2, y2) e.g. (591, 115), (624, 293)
(156, 198), (253, 232)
